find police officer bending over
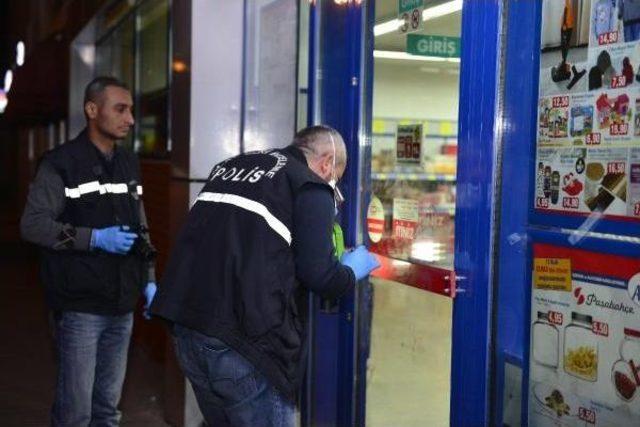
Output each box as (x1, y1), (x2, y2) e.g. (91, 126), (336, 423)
(150, 126), (379, 426)
(20, 76), (157, 427)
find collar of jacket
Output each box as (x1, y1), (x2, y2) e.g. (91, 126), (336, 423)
(78, 128), (122, 161)
(283, 145), (308, 166)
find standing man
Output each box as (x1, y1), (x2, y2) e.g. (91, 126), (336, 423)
(20, 76), (157, 426)
(150, 126), (379, 426)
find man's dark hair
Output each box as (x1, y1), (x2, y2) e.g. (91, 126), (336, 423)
(292, 125), (339, 155)
(84, 76), (129, 106)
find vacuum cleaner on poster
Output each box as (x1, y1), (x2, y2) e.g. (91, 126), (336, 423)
(535, 0), (640, 221)
(528, 243), (640, 426)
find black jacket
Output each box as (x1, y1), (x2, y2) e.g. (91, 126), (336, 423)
(150, 146), (354, 401)
(20, 130), (154, 314)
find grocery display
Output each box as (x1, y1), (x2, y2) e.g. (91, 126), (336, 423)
(369, 118), (457, 268)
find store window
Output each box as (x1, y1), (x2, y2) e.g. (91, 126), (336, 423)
(93, 0), (170, 156)
(364, 0), (462, 425)
(96, 13), (135, 148)
(136, 0), (170, 156)
(527, 1), (640, 426)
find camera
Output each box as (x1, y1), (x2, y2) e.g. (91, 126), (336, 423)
(121, 225), (157, 262)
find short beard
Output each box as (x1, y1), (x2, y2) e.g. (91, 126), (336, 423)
(97, 124), (126, 142)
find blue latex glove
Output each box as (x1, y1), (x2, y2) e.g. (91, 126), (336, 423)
(143, 282), (157, 320)
(92, 226), (138, 255)
(341, 245), (381, 281)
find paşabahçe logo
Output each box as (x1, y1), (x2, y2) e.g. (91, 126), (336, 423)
(573, 286), (635, 314)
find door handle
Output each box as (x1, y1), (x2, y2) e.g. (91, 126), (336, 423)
(444, 271), (467, 298)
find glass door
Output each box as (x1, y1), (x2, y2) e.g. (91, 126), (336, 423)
(363, 1), (461, 425)
(307, 1), (503, 425)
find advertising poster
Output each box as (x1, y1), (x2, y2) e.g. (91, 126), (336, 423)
(529, 243), (640, 426)
(392, 198), (419, 240)
(535, 0), (640, 222)
(396, 124), (422, 164)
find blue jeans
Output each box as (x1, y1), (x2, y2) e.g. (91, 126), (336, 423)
(173, 325), (296, 427)
(51, 311), (133, 427)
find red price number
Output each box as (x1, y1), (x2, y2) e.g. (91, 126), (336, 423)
(635, 202), (640, 216)
(548, 311), (563, 326)
(579, 407), (596, 424)
(607, 162), (626, 174)
(592, 321), (609, 337)
(611, 75), (627, 88)
(536, 197), (549, 208)
(610, 123), (629, 135)
(552, 96), (569, 108)
(562, 197), (580, 209)
(586, 133), (601, 145)
(598, 31), (619, 45)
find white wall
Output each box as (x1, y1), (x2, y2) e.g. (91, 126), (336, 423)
(373, 60), (460, 121)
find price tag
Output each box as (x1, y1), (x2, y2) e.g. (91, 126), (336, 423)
(562, 197), (580, 209)
(552, 96), (569, 108)
(592, 321), (609, 337)
(611, 75), (627, 88)
(610, 123), (629, 136)
(586, 133), (601, 145)
(536, 197), (549, 208)
(579, 407), (596, 424)
(598, 31), (619, 45)
(607, 162), (626, 174)
(548, 311), (563, 326)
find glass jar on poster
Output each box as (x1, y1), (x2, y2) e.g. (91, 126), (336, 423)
(533, 311), (560, 369)
(564, 312), (599, 382)
(611, 328), (640, 401)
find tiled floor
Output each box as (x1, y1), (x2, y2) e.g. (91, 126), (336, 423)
(366, 277), (453, 427)
(0, 238), (170, 426)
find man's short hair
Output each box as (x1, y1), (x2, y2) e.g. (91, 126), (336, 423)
(84, 76), (129, 106)
(293, 125), (341, 155)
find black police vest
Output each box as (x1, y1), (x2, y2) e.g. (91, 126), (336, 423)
(41, 130), (146, 314)
(151, 146), (331, 401)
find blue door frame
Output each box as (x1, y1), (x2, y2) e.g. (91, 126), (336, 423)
(304, 1), (505, 426)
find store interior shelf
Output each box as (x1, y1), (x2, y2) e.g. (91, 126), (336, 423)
(382, 206), (456, 216)
(372, 172), (457, 182)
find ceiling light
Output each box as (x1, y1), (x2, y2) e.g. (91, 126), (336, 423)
(374, 50), (460, 63)
(422, 0), (462, 21)
(4, 70), (13, 93)
(16, 41), (25, 66)
(374, 0), (463, 37)
(374, 19), (400, 36)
